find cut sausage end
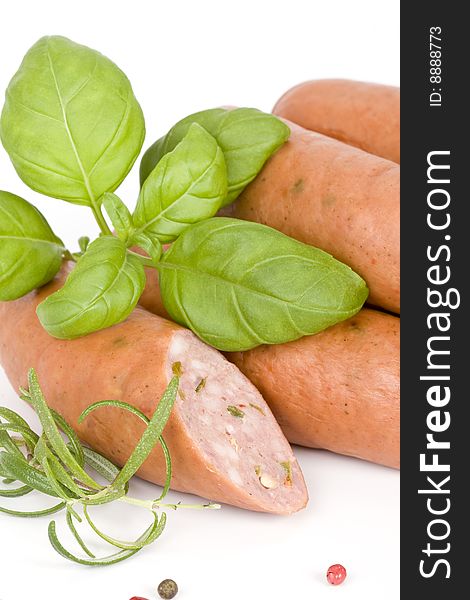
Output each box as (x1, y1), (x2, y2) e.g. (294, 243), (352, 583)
(167, 330), (308, 514)
(0, 265), (308, 515)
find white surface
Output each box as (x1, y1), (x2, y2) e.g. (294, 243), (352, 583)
(0, 1), (400, 599)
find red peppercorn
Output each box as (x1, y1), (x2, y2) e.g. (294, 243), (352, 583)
(129, 597), (150, 600)
(326, 564), (347, 585)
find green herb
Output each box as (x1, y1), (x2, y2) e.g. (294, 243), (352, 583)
(172, 362), (183, 377)
(47, 407), (85, 467)
(0, 191), (65, 301)
(249, 403), (266, 416)
(280, 461), (293, 487)
(129, 232), (162, 266)
(158, 218), (368, 351)
(227, 406), (245, 419)
(80, 379), (178, 491)
(0, 36), (368, 351)
(0, 406), (37, 455)
(134, 123), (227, 243)
(78, 236), (90, 254)
(139, 107), (290, 205)
(0, 36), (144, 216)
(0, 369), (220, 566)
(27, 369), (99, 490)
(37, 236), (146, 339)
(102, 193), (134, 243)
(195, 378), (206, 393)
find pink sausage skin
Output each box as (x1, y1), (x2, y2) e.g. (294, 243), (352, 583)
(224, 120), (400, 314)
(273, 79), (400, 163)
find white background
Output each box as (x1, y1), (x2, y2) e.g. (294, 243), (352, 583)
(0, 1), (400, 599)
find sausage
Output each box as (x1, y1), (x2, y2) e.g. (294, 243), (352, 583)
(138, 282), (400, 468)
(0, 267), (308, 514)
(223, 120), (400, 314)
(273, 79), (400, 163)
(139, 259), (170, 320)
(227, 309), (400, 469)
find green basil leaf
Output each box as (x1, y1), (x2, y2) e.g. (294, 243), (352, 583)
(78, 236), (90, 254)
(140, 108), (290, 206)
(0, 190), (64, 301)
(133, 123), (227, 243)
(0, 36), (145, 206)
(159, 218), (369, 351)
(102, 193), (133, 242)
(37, 236), (145, 339)
(130, 232), (162, 264)
(140, 109), (225, 184)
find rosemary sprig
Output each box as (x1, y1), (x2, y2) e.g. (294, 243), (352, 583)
(0, 368), (220, 566)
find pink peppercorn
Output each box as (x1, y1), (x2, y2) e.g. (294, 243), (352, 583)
(327, 564), (347, 585)
(129, 597), (149, 600)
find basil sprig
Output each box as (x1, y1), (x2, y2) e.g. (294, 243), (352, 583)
(0, 36), (369, 348)
(0, 36), (144, 223)
(140, 107), (291, 206)
(0, 191), (64, 301)
(37, 236), (146, 339)
(0, 369), (219, 566)
(134, 122), (227, 242)
(159, 218), (368, 351)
